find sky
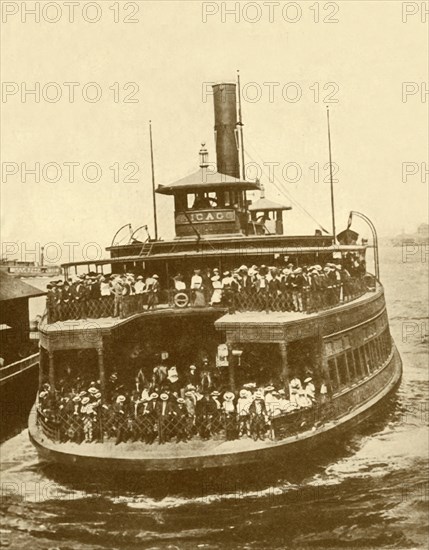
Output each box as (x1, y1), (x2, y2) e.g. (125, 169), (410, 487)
(1, 0), (428, 264)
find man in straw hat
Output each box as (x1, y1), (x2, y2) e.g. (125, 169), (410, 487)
(249, 389), (268, 441)
(114, 395), (127, 445)
(146, 274), (160, 311)
(156, 392), (175, 443)
(237, 388), (252, 437)
(175, 397), (191, 442)
(222, 391), (237, 440)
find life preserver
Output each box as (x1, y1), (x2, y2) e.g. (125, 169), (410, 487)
(174, 292), (189, 308)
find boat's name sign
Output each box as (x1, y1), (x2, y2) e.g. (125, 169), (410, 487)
(176, 210), (236, 225)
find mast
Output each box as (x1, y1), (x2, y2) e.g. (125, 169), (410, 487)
(326, 106), (336, 244)
(237, 70), (246, 180)
(237, 70), (249, 235)
(149, 120), (158, 241)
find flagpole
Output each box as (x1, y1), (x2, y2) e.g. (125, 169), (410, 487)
(237, 69), (249, 235)
(326, 106), (336, 244)
(149, 120), (158, 241)
(237, 70), (246, 180)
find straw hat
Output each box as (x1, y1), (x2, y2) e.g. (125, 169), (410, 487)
(223, 391), (235, 401)
(304, 377), (313, 384)
(210, 390), (220, 397)
(239, 389), (248, 398)
(160, 392), (169, 401)
(150, 392), (159, 400)
(177, 398), (185, 404)
(81, 397), (90, 405)
(116, 395), (126, 403)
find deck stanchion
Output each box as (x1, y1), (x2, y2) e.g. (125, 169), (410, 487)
(48, 351), (55, 391)
(97, 348), (106, 399)
(279, 342), (289, 392)
(38, 346), (44, 389)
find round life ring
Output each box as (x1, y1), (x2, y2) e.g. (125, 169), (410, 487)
(174, 292), (189, 308)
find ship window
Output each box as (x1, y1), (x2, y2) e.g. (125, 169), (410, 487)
(370, 340), (378, 369)
(337, 355), (348, 386)
(328, 358), (339, 391)
(373, 338), (380, 367)
(353, 348), (363, 379)
(334, 339), (343, 354)
(363, 343), (373, 373)
(175, 192), (187, 212)
(385, 330), (391, 357)
(371, 340), (379, 369)
(326, 342), (334, 356)
(376, 338), (383, 366)
(346, 350), (356, 381)
(384, 331), (389, 355)
(216, 191), (225, 208)
(383, 332), (389, 357)
(360, 346), (370, 376)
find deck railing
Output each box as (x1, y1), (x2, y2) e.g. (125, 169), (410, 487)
(45, 277), (371, 324)
(0, 353), (39, 385)
(36, 401), (333, 445)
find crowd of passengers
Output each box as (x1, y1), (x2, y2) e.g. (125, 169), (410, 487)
(37, 362), (329, 445)
(46, 254), (367, 322)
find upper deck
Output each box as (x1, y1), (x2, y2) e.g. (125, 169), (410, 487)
(39, 276), (381, 351)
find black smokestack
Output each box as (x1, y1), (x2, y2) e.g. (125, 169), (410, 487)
(212, 83), (240, 179)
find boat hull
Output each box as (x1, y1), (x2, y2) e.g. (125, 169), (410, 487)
(1, 356), (39, 443)
(28, 346), (402, 473)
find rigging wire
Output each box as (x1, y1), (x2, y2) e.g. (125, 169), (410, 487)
(244, 138), (330, 234)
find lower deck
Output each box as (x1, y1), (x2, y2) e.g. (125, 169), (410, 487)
(30, 346), (402, 470)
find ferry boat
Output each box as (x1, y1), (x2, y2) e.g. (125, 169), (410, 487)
(28, 80), (402, 473)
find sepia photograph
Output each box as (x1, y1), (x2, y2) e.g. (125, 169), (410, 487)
(0, 1), (428, 548)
